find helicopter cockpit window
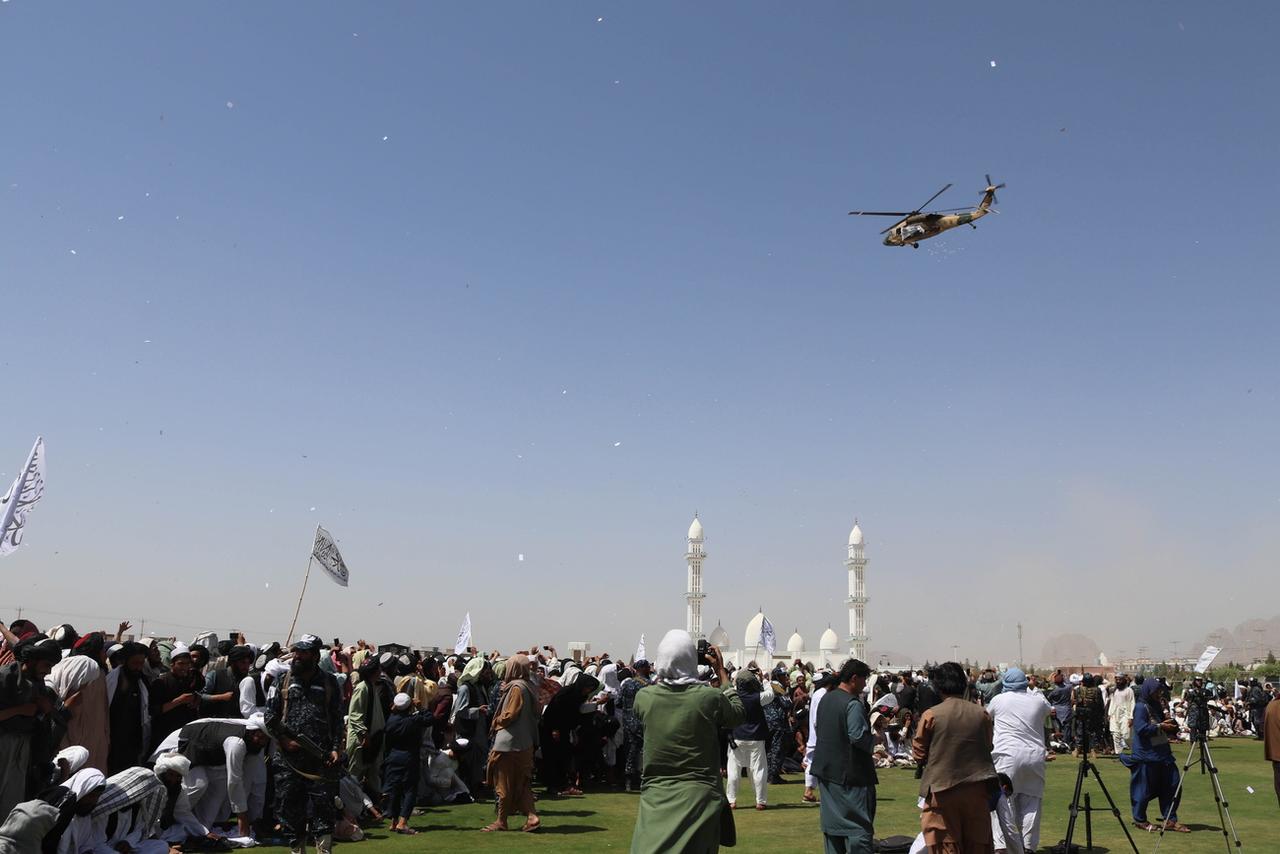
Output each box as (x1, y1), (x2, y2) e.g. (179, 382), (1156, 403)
(902, 224), (925, 238)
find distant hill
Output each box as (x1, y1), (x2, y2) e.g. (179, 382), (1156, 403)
(1041, 633), (1100, 666)
(1195, 615), (1280, 666)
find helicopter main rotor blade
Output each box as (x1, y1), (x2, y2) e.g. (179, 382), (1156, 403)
(848, 211), (911, 216)
(913, 183), (952, 213)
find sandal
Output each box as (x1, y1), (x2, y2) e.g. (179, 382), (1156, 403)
(523, 818), (542, 833)
(801, 792), (818, 803)
(1163, 821), (1191, 833)
(395, 827), (419, 835)
(481, 822), (508, 832)
(1132, 820), (1155, 832)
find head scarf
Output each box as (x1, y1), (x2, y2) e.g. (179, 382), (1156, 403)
(65, 768), (106, 800)
(504, 654), (532, 685)
(1001, 667), (1028, 693)
(459, 656), (487, 686)
(47, 654), (103, 700)
(492, 659), (508, 682)
(598, 662), (621, 697)
(92, 767), (167, 830)
(72, 632), (106, 661)
(1139, 677), (1164, 711)
(56, 746), (91, 777)
(654, 629), (700, 686)
(152, 751), (190, 779)
(734, 668), (762, 692)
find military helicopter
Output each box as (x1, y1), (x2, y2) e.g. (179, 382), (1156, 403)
(849, 175), (1005, 248)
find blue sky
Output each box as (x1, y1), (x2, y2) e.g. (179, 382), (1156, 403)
(2, 2), (1277, 663)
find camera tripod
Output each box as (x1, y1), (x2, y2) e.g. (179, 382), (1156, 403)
(1057, 728), (1140, 854)
(1152, 733), (1242, 854)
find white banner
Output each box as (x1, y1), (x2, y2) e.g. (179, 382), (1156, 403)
(635, 633), (646, 662)
(760, 614), (776, 657)
(310, 526), (350, 587)
(1193, 645), (1221, 674)
(454, 612), (472, 655)
(0, 437), (46, 557)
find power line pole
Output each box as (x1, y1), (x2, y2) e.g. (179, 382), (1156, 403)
(15, 606), (21, 620)
(1017, 622), (1024, 668)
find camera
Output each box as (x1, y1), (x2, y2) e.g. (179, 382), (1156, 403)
(697, 639), (716, 667)
(1183, 683), (1211, 740)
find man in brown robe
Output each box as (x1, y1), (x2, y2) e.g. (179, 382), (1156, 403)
(912, 661), (998, 854)
(1265, 686), (1280, 808)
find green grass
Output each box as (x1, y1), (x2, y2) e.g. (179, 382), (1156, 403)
(345, 738), (1274, 852)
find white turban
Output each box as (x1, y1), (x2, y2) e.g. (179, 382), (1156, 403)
(245, 713), (267, 732)
(56, 746), (91, 776)
(265, 659), (290, 680)
(655, 629), (700, 686)
(65, 767), (106, 799)
(153, 752), (191, 779)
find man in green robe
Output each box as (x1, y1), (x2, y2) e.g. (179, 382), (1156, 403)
(346, 658), (386, 793)
(630, 630), (743, 854)
(811, 658), (877, 854)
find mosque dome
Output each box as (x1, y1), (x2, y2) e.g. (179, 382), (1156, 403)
(708, 623), (730, 649)
(820, 627), (840, 651)
(744, 611), (765, 652)
(848, 520), (864, 546)
(688, 516), (704, 541)
(787, 631), (805, 654)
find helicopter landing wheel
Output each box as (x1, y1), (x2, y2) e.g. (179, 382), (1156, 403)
(912, 243), (919, 249)
(970, 223), (977, 229)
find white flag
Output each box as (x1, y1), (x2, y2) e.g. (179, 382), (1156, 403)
(760, 614), (776, 657)
(0, 437), (46, 557)
(454, 612), (472, 655)
(635, 633), (646, 662)
(1193, 645), (1221, 674)
(310, 526), (350, 587)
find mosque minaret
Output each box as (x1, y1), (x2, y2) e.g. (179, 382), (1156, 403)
(846, 519), (869, 661)
(685, 514), (706, 640)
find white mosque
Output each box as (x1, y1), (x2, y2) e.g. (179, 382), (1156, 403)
(684, 515), (871, 671)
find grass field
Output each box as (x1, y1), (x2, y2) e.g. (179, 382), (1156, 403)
(337, 738), (1273, 852)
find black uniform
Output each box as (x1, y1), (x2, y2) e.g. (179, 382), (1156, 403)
(264, 668), (343, 839)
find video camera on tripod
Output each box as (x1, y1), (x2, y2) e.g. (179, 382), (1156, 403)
(1181, 679), (1212, 741)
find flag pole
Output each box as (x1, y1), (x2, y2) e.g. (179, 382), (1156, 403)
(286, 557), (312, 648)
(286, 531), (318, 647)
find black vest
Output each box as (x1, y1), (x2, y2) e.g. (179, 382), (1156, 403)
(178, 720), (246, 767)
(732, 690), (770, 742)
(811, 688), (877, 787)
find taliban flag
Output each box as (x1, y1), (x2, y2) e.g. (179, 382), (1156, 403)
(759, 614), (776, 657)
(0, 437), (47, 557)
(310, 525), (350, 587)
(454, 612), (472, 655)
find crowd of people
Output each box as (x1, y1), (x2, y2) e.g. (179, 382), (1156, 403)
(0, 613), (1277, 853)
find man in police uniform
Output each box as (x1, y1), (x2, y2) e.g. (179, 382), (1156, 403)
(265, 634), (342, 854)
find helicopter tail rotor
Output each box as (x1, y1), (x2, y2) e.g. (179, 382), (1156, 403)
(983, 174), (1006, 206)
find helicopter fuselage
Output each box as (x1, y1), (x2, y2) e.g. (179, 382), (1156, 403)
(883, 208), (986, 247)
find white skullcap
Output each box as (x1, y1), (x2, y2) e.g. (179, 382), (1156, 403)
(454, 737), (470, 748)
(265, 659), (290, 680)
(154, 751), (191, 778)
(393, 692), (411, 710)
(1069, 673), (1083, 684)
(170, 643), (191, 659)
(245, 713), (266, 732)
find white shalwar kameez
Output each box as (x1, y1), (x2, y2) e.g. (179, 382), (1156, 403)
(986, 689), (1051, 853)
